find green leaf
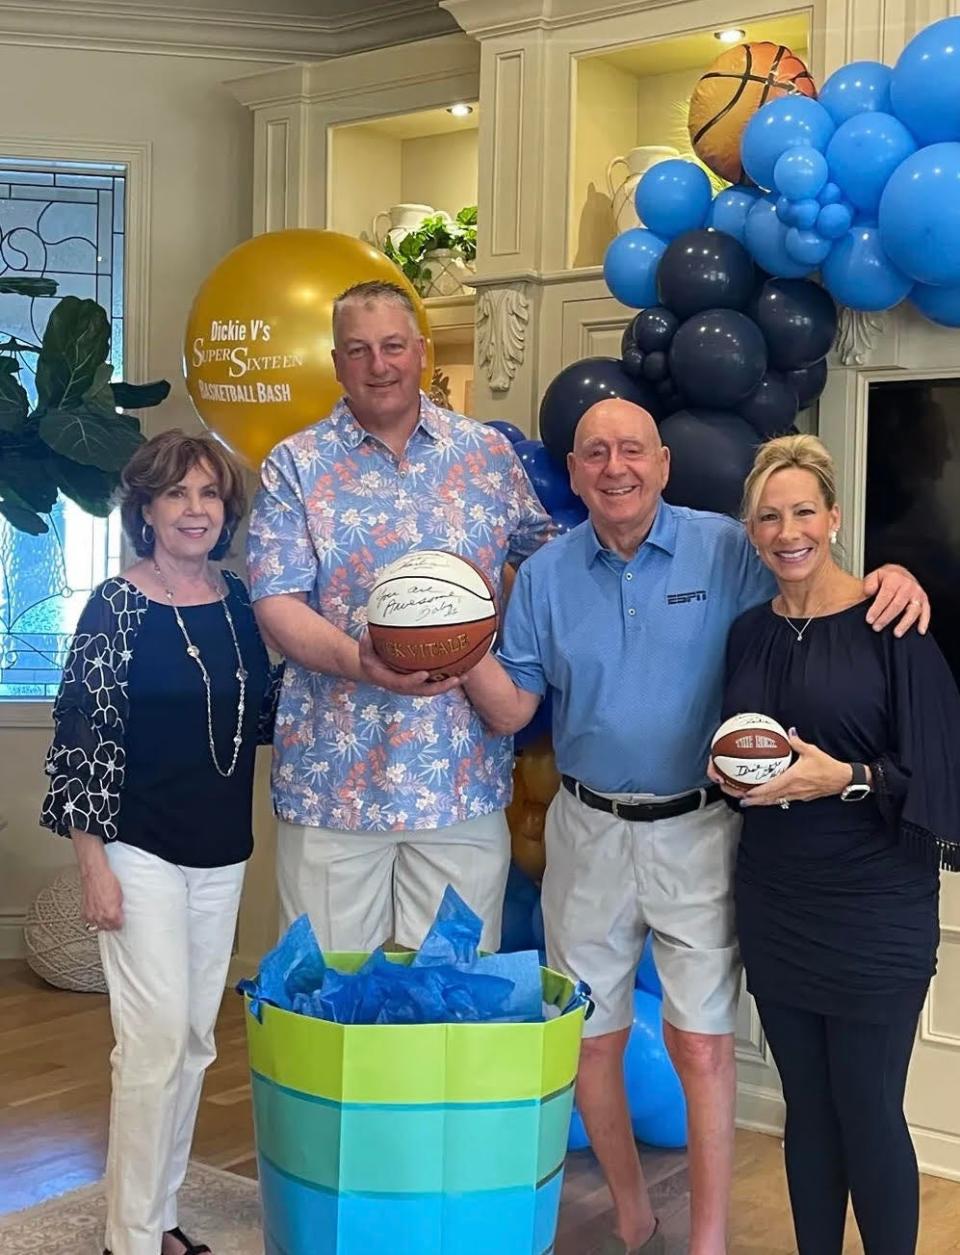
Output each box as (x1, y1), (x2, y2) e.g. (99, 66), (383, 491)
(0, 456), (58, 513)
(0, 356), (20, 375)
(38, 406), (144, 470)
(0, 370), (29, 432)
(51, 455), (117, 516)
(111, 379), (171, 409)
(82, 362), (116, 419)
(0, 276), (57, 297)
(456, 205), (477, 227)
(35, 296), (111, 412)
(0, 497), (48, 534)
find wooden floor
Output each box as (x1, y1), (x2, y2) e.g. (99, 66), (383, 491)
(2, 961), (960, 1253)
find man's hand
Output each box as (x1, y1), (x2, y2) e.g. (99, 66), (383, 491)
(863, 564), (930, 637)
(358, 630), (462, 697)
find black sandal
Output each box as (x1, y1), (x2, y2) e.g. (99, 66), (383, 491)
(164, 1228), (212, 1255)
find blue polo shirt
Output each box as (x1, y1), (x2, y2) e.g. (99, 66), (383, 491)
(497, 501), (776, 795)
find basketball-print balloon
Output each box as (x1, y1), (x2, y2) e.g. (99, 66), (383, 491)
(688, 42), (817, 185)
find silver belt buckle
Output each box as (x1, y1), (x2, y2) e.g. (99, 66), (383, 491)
(611, 798), (622, 818)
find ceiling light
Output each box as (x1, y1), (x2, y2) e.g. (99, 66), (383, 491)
(715, 28), (746, 43)
(446, 103), (474, 117)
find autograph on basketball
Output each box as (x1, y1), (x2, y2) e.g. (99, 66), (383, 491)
(372, 583), (463, 624)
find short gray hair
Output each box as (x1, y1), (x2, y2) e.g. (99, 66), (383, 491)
(332, 280), (420, 340)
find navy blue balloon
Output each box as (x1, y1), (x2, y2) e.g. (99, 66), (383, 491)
(499, 864), (541, 953)
(641, 350), (669, 383)
(744, 196), (814, 279)
(741, 96), (835, 191)
(879, 142), (960, 286)
(751, 278), (838, 371)
(660, 410), (760, 517)
(604, 227), (668, 308)
(784, 358), (828, 408)
(910, 280), (960, 327)
(513, 438), (579, 513)
(515, 690), (552, 751)
(821, 224), (913, 311)
(627, 306), (679, 353)
(819, 60), (892, 125)
(551, 502), (589, 533)
(889, 16), (960, 145)
(825, 111), (916, 213)
(635, 159), (712, 239)
(486, 419), (527, 445)
(738, 371), (799, 437)
(668, 310), (767, 409)
(620, 344), (646, 380)
(539, 357), (662, 465)
(656, 229), (757, 320)
(706, 186), (760, 243)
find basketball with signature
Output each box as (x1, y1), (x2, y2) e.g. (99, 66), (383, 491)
(711, 713), (792, 790)
(366, 550), (498, 679)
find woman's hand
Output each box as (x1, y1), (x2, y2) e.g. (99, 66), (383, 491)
(706, 757), (752, 800)
(739, 728), (852, 807)
(72, 831), (123, 930)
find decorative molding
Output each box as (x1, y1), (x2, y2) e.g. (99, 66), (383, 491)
(477, 285), (530, 392)
(0, 0), (458, 62)
(836, 306), (884, 366)
(0, 911), (26, 959)
(441, 0), (710, 39)
(735, 1081), (786, 1137)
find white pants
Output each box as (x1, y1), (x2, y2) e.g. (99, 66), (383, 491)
(98, 842), (245, 1255)
(276, 811), (511, 953)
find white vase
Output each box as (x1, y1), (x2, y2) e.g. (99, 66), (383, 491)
(372, 202), (436, 251)
(419, 248), (473, 298)
(606, 146), (680, 234)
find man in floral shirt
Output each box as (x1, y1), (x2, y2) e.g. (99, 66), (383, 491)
(248, 280), (551, 952)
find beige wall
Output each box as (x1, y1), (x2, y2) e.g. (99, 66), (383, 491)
(328, 125), (404, 240)
(401, 130), (478, 218)
(0, 42), (277, 958)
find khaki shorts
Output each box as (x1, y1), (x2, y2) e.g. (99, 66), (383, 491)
(276, 810), (511, 953)
(542, 786), (742, 1038)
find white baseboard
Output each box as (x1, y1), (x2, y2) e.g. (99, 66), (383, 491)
(912, 1127), (960, 1183)
(0, 911), (26, 959)
(736, 1080), (785, 1137)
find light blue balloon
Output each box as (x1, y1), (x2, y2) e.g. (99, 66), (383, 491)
(743, 197), (815, 278)
(635, 159), (712, 239)
(603, 227), (668, 308)
(825, 111), (917, 212)
(741, 96), (836, 191)
(819, 181), (842, 205)
(774, 147), (829, 200)
(776, 194), (796, 225)
(706, 186), (760, 243)
(910, 281), (960, 327)
(817, 201), (854, 240)
(821, 224), (913, 310)
(890, 16), (960, 145)
(793, 198), (820, 230)
(878, 142), (960, 285)
(785, 227), (833, 268)
(819, 61), (892, 125)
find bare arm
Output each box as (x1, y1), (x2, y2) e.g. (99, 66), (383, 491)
(460, 651), (542, 735)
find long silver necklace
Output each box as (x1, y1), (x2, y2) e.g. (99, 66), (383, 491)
(152, 561), (247, 778)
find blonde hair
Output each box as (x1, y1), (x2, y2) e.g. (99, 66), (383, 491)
(741, 434), (838, 522)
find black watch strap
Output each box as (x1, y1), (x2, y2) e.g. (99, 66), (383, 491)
(850, 763), (869, 788)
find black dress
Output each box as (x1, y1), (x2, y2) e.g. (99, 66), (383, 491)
(723, 600), (960, 1023)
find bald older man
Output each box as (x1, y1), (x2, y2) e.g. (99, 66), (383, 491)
(461, 400), (928, 1255)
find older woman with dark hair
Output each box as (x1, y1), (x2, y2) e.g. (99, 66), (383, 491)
(41, 429), (279, 1255)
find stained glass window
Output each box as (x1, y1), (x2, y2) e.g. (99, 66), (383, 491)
(0, 159), (126, 700)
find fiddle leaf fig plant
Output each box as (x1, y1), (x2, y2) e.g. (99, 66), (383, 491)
(0, 289), (170, 535)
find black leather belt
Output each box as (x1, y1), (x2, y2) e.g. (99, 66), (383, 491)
(562, 775), (721, 822)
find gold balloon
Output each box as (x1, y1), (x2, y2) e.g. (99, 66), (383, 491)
(519, 735), (562, 807)
(183, 229), (435, 469)
(507, 740), (561, 884)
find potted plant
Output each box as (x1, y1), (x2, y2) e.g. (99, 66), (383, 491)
(0, 283), (168, 536)
(383, 206), (477, 297)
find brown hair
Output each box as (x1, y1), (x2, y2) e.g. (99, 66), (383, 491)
(332, 280), (420, 341)
(741, 433), (838, 522)
(120, 429), (247, 560)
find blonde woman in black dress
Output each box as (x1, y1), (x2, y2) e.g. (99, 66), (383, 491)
(709, 434), (960, 1255)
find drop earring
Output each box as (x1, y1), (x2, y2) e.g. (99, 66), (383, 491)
(830, 530), (838, 544)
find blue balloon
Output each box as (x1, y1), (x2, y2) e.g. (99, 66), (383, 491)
(741, 96), (836, 191)
(513, 438), (579, 513)
(567, 1104), (591, 1152)
(817, 201), (854, 240)
(551, 502), (589, 534)
(635, 159), (712, 240)
(890, 16), (960, 145)
(706, 186), (760, 243)
(821, 224), (913, 311)
(879, 142), (960, 285)
(632, 1092), (688, 1151)
(603, 228), (668, 308)
(515, 690), (552, 751)
(825, 111), (917, 213)
(785, 228), (832, 268)
(625, 990), (687, 1147)
(486, 419), (526, 445)
(499, 864), (540, 953)
(819, 181), (842, 205)
(910, 281), (960, 327)
(776, 194), (796, 225)
(792, 198), (820, 231)
(744, 197), (815, 278)
(774, 147), (829, 200)
(819, 60), (892, 125)
(636, 935), (662, 998)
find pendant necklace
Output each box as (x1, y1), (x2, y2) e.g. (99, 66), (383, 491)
(780, 599), (821, 644)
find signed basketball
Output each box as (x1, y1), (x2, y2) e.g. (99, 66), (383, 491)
(366, 550), (498, 679)
(711, 713), (792, 790)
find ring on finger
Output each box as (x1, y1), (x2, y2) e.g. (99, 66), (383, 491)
(778, 797), (791, 810)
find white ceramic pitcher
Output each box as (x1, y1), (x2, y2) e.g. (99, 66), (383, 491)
(606, 146), (680, 234)
(372, 203), (436, 250)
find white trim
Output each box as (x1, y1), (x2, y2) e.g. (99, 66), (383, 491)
(0, 0), (458, 62)
(0, 911), (26, 959)
(735, 1080), (785, 1137)
(0, 137), (151, 730)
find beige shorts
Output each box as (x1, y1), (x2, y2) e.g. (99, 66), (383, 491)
(542, 786), (742, 1038)
(276, 810), (511, 953)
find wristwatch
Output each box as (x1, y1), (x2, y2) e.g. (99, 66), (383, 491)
(841, 763), (871, 802)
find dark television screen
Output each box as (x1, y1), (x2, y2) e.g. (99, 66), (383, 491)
(864, 379), (960, 683)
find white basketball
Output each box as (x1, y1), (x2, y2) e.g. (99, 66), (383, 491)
(710, 712), (792, 789)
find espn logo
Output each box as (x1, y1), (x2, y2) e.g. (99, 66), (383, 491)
(666, 590), (707, 604)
